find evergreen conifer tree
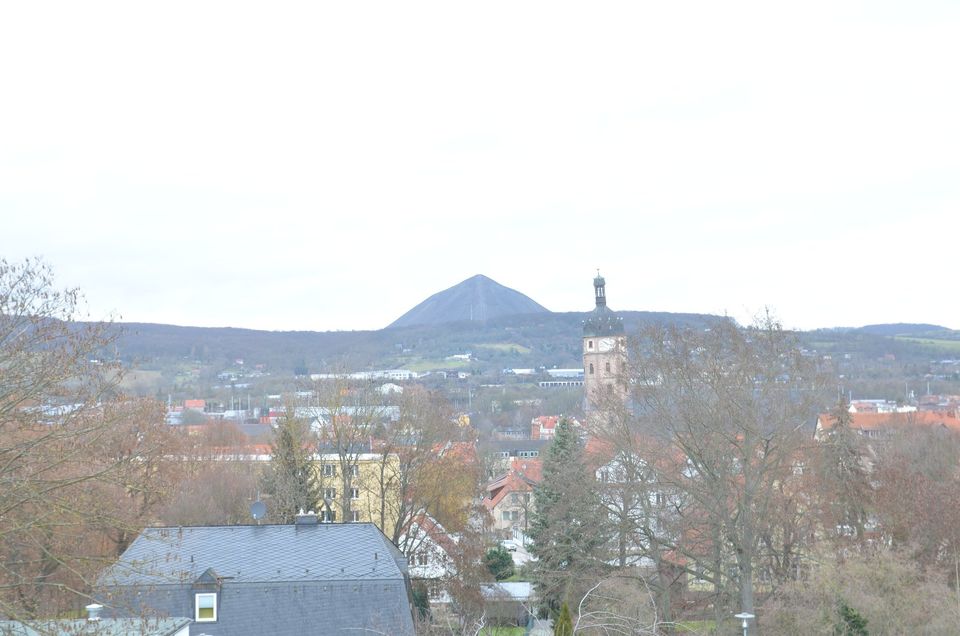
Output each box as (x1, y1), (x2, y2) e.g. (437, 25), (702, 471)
(553, 601), (573, 636)
(261, 409), (319, 523)
(530, 418), (605, 614)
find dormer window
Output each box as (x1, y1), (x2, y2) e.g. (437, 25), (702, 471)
(195, 593), (217, 622)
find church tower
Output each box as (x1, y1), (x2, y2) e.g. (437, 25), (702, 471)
(582, 273), (626, 413)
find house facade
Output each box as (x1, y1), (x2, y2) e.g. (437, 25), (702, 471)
(484, 458), (542, 536)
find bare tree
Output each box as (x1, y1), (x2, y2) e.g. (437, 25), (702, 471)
(364, 387), (477, 547)
(766, 547), (960, 635)
(623, 314), (826, 631)
(0, 258), (183, 618)
(308, 378), (389, 522)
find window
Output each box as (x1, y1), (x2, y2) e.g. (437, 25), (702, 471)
(351, 510), (360, 522)
(605, 362), (611, 373)
(322, 464), (336, 477)
(589, 363), (594, 375)
(321, 509), (336, 522)
(416, 551), (429, 566)
(588, 340), (594, 349)
(350, 465), (360, 477)
(502, 510), (519, 521)
(324, 488), (336, 500)
(350, 488), (360, 500)
(195, 593), (217, 622)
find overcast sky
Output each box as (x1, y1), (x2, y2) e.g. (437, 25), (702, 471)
(2, 1), (958, 332)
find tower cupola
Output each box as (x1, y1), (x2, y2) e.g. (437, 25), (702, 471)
(594, 273), (606, 307)
(583, 272), (624, 337)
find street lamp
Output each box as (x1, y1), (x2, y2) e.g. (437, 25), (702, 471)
(734, 612), (755, 636)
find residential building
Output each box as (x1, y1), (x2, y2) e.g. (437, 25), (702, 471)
(97, 515), (416, 635)
(531, 415), (580, 440)
(530, 415), (558, 440)
(815, 410), (960, 440)
(401, 514), (458, 603)
(484, 458), (542, 536)
(316, 451), (402, 530)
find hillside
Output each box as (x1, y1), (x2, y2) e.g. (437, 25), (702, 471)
(387, 274), (549, 329)
(857, 323), (954, 337)
(104, 309), (722, 376)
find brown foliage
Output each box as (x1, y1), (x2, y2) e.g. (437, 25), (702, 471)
(0, 259), (188, 618)
(766, 547), (960, 635)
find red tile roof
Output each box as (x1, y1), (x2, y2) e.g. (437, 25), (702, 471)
(818, 411), (960, 434)
(484, 459), (542, 511)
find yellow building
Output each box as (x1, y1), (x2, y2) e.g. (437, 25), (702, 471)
(316, 452), (402, 534)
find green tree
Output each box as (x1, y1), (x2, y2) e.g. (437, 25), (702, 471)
(835, 600), (869, 636)
(554, 601), (573, 636)
(411, 581), (431, 621)
(530, 418), (605, 614)
(484, 546), (515, 581)
(260, 406), (319, 523)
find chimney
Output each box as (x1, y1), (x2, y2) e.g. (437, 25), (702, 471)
(85, 603), (103, 622)
(295, 510), (319, 525)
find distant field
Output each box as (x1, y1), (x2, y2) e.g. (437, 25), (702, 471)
(475, 343), (532, 354)
(895, 336), (960, 353)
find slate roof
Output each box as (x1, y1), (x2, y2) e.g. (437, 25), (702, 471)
(583, 304), (625, 337)
(100, 523), (407, 586)
(98, 523), (415, 636)
(0, 618), (190, 635)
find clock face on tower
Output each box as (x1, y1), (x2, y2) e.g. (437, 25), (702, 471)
(598, 337), (616, 353)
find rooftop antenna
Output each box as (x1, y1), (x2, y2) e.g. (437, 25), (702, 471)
(250, 501), (267, 524)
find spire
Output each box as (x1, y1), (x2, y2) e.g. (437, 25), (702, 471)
(583, 272), (624, 337)
(593, 270), (606, 308)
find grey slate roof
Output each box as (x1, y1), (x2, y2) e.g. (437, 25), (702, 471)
(98, 523), (415, 636)
(100, 523), (406, 586)
(0, 618), (190, 635)
(583, 304), (625, 337)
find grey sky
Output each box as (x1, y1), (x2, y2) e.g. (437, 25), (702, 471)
(2, 1), (958, 331)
